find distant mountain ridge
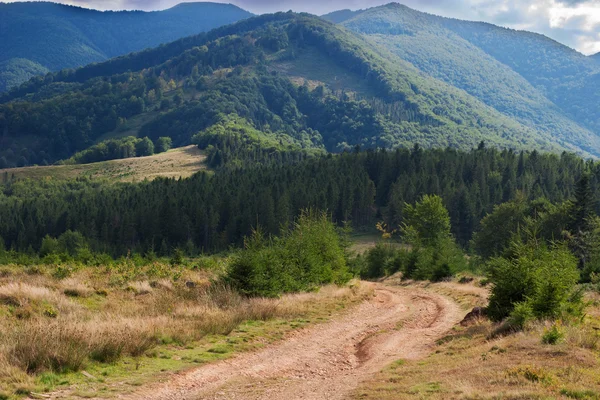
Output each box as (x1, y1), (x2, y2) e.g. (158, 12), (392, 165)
(4, 4), (600, 170)
(324, 3), (600, 157)
(2, 10), (598, 170)
(0, 1), (253, 92)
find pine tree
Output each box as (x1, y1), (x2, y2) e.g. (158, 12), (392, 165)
(570, 174), (595, 234)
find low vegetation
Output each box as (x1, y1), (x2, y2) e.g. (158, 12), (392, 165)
(0, 237), (368, 398)
(0, 145), (204, 182)
(353, 280), (600, 400)
(358, 195), (468, 281)
(227, 210), (351, 297)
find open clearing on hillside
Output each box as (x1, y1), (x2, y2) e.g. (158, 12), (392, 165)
(111, 282), (464, 400)
(0, 146), (206, 182)
(269, 48), (378, 98)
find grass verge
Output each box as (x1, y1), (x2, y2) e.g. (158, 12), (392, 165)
(0, 263), (371, 399)
(353, 278), (600, 399)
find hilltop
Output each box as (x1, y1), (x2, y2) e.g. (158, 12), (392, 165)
(0, 1), (253, 91)
(1, 11), (595, 169)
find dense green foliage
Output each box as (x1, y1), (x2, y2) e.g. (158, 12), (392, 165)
(0, 58), (49, 93)
(360, 195), (466, 281)
(472, 197), (572, 259)
(63, 136), (161, 164)
(226, 211), (350, 297)
(191, 115), (323, 169)
(487, 242), (581, 324)
(401, 194), (451, 246)
(0, 145), (596, 257)
(0, 2), (252, 91)
(0, 12), (579, 168)
(356, 173), (587, 328)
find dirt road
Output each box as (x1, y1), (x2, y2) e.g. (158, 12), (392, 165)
(122, 283), (464, 400)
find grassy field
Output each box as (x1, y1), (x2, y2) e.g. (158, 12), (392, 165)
(348, 232), (409, 255)
(0, 146), (206, 182)
(0, 259), (371, 399)
(354, 278), (600, 400)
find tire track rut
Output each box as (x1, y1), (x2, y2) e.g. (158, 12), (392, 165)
(117, 282), (464, 400)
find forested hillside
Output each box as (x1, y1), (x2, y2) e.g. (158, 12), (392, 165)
(0, 144), (594, 256)
(0, 1), (253, 92)
(328, 3), (600, 157)
(1, 12), (593, 169)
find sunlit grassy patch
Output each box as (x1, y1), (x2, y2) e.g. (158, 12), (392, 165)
(0, 261), (370, 399)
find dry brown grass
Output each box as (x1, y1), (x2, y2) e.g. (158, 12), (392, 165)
(60, 278), (95, 298)
(354, 280), (600, 400)
(0, 264), (368, 396)
(0, 145), (206, 182)
(0, 282), (76, 315)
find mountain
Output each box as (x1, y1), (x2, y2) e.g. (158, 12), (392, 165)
(326, 3), (600, 157)
(1, 11), (597, 168)
(320, 9), (363, 24)
(0, 1), (253, 92)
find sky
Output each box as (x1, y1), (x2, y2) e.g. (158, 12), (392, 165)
(6, 0), (600, 55)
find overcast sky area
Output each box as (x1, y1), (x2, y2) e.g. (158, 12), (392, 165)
(6, 0), (600, 54)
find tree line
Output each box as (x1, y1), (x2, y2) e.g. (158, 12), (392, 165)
(0, 144), (595, 258)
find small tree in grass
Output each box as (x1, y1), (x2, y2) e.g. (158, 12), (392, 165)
(402, 194), (451, 246)
(487, 239), (581, 324)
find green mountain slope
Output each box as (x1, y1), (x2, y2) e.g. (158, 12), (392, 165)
(0, 58), (49, 93)
(0, 1), (253, 92)
(0, 12), (593, 168)
(331, 3), (600, 157)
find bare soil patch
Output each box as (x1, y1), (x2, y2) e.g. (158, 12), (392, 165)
(116, 282), (463, 400)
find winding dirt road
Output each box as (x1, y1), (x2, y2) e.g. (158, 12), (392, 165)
(122, 283), (464, 400)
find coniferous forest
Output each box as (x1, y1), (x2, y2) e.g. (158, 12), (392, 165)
(0, 144), (594, 256)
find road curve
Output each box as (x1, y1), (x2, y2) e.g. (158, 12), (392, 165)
(118, 282), (464, 400)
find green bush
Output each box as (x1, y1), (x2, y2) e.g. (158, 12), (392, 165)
(507, 302), (534, 330)
(410, 238), (468, 281)
(401, 248), (420, 279)
(360, 237), (467, 282)
(402, 194), (451, 246)
(542, 324), (564, 345)
(226, 210), (351, 297)
(363, 243), (395, 278)
(487, 241), (580, 322)
(39, 235), (60, 257)
(57, 231), (87, 257)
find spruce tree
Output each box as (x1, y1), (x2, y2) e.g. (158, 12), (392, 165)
(570, 174), (595, 234)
